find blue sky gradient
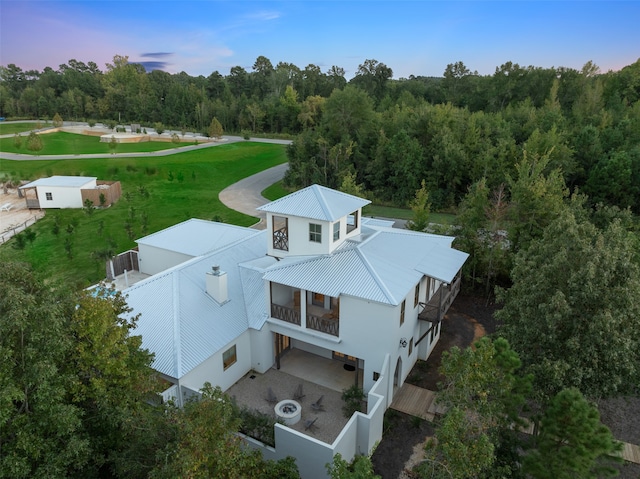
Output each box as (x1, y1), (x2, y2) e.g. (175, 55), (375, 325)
(1, 1), (638, 79)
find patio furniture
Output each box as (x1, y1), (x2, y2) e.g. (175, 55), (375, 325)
(293, 383), (305, 401)
(304, 417), (318, 432)
(0, 203), (12, 212)
(264, 387), (278, 404)
(310, 395), (324, 411)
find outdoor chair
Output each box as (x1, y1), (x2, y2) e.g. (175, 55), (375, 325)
(310, 395), (324, 411)
(264, 387), (278, 404)
(304, 417), (318, 432)
(293, 383), (305, 401)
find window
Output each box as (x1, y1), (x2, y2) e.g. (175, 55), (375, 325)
(400, 300), (406, 326)
(309, 223), (322, 243)
(272, 216), (288, 251)
(347, 210), (359, 233)
(45, 192), (53, 201)
(409, 338), (414, 355)
(333, 221), (340, 241)
(414, 283), (420, 307)
(222, 345), (237, 370)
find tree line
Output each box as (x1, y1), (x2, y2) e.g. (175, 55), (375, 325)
(2, 55), (638, 214)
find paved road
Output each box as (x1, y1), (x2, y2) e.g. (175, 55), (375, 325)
(219, 163), (289, 229)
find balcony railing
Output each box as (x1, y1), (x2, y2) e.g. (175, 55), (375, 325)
(418, 275), (462, 323)
(273, 227), (289, 251)
(271, 303), (301, 326)
(25, 199), (40, 209)
(271, 303), (339, 337)
(306, 313), (339, 336)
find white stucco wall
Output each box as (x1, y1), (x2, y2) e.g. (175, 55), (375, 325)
(249, 326), (275, 374)
(137, 245), (194, 276)
(181, 331), (252, 393)
(265, 211), (363, 258)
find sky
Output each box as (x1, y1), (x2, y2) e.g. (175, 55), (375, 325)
(1, 1), (639, 79)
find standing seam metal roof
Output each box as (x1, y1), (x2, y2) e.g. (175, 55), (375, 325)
(256, 184), (370, 221)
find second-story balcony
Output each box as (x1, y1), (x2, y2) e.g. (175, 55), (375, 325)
(271, 288), (340, 337)
(418, 274), (462, 323)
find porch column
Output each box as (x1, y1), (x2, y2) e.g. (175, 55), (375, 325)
(300, 289), (307, 330)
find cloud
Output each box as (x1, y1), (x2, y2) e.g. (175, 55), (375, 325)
(134, 61), (171, 72)
(140, 52), (174, 59)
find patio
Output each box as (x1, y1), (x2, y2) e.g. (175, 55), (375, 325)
(226, 348), (364, 445)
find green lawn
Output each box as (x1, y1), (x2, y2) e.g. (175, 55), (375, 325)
(0, 142), (287, 287)
(0, 131), (195, 155)
(0, 121), (44, 135)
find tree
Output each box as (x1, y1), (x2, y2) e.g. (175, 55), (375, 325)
(67, 289), (158, 474)
(208, 116), (223, 139)
(497, 209), (640, 400)
(406, 180), (431, 231)
(522, 388), (621, 479)
(0, 263), (90, 478)
(149, 383), (299, 479)
(26, 130), (43, 151)
(108, 135), (118, 154)
(52, 112), (63, 127)
(420, 337), (532, 479)
(327, 453), (380, 479)
(506, 149), (568, 252)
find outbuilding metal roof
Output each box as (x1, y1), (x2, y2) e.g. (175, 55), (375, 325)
(257, 184), (370, 221)
(136, 219), (258, 257)
(20, 175), (96, 188)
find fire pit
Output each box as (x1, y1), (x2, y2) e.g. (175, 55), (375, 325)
(274, 399), (302, 425)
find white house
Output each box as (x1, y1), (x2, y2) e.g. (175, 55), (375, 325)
(19, 175), (122, 209)
(121, 184), (468, 478)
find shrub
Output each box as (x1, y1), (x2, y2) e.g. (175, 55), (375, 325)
(52, 112), (63, 127)
(171, 133), (180, 145)
(241, 129), (251, 140)
(341, 385), (365, 418)
(99, 193), (106, 207)
(154, 122), (164, 135)
(13, 133), (22, 149)
(87, 119), (96, 128)
(26, 131), (43, 152)
(83, 198), (95, 215)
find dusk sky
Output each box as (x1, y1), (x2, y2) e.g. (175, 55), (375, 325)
(1, 1), (639, 79)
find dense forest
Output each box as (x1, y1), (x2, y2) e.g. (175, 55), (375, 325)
(2, 55), (640, 478)
(1, 55), (639, 213)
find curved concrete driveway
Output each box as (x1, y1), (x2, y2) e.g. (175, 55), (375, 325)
(219, 163), (289, 229)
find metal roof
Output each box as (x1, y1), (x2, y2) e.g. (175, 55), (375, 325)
(124, 232), (267, 379)
(263, 227), (467, 306)
(257, 184), (370, 221)
(136, 219), (257, 257)
(20, 175), (96, 188)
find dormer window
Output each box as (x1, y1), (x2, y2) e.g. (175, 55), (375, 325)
(333, 222), (340, 242)
(309, 223), (322, 243)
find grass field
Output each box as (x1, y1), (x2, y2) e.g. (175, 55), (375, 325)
(0, 121), (44, 135)
(0, 131), (195, 155)
(0, 142), (287, 287)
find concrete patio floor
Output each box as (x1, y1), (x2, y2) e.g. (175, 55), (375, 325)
(226, 349), (364, 445)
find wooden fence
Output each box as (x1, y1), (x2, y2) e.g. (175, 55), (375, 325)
(106, 249), (139, 281)
(0, 213), (45, 244)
